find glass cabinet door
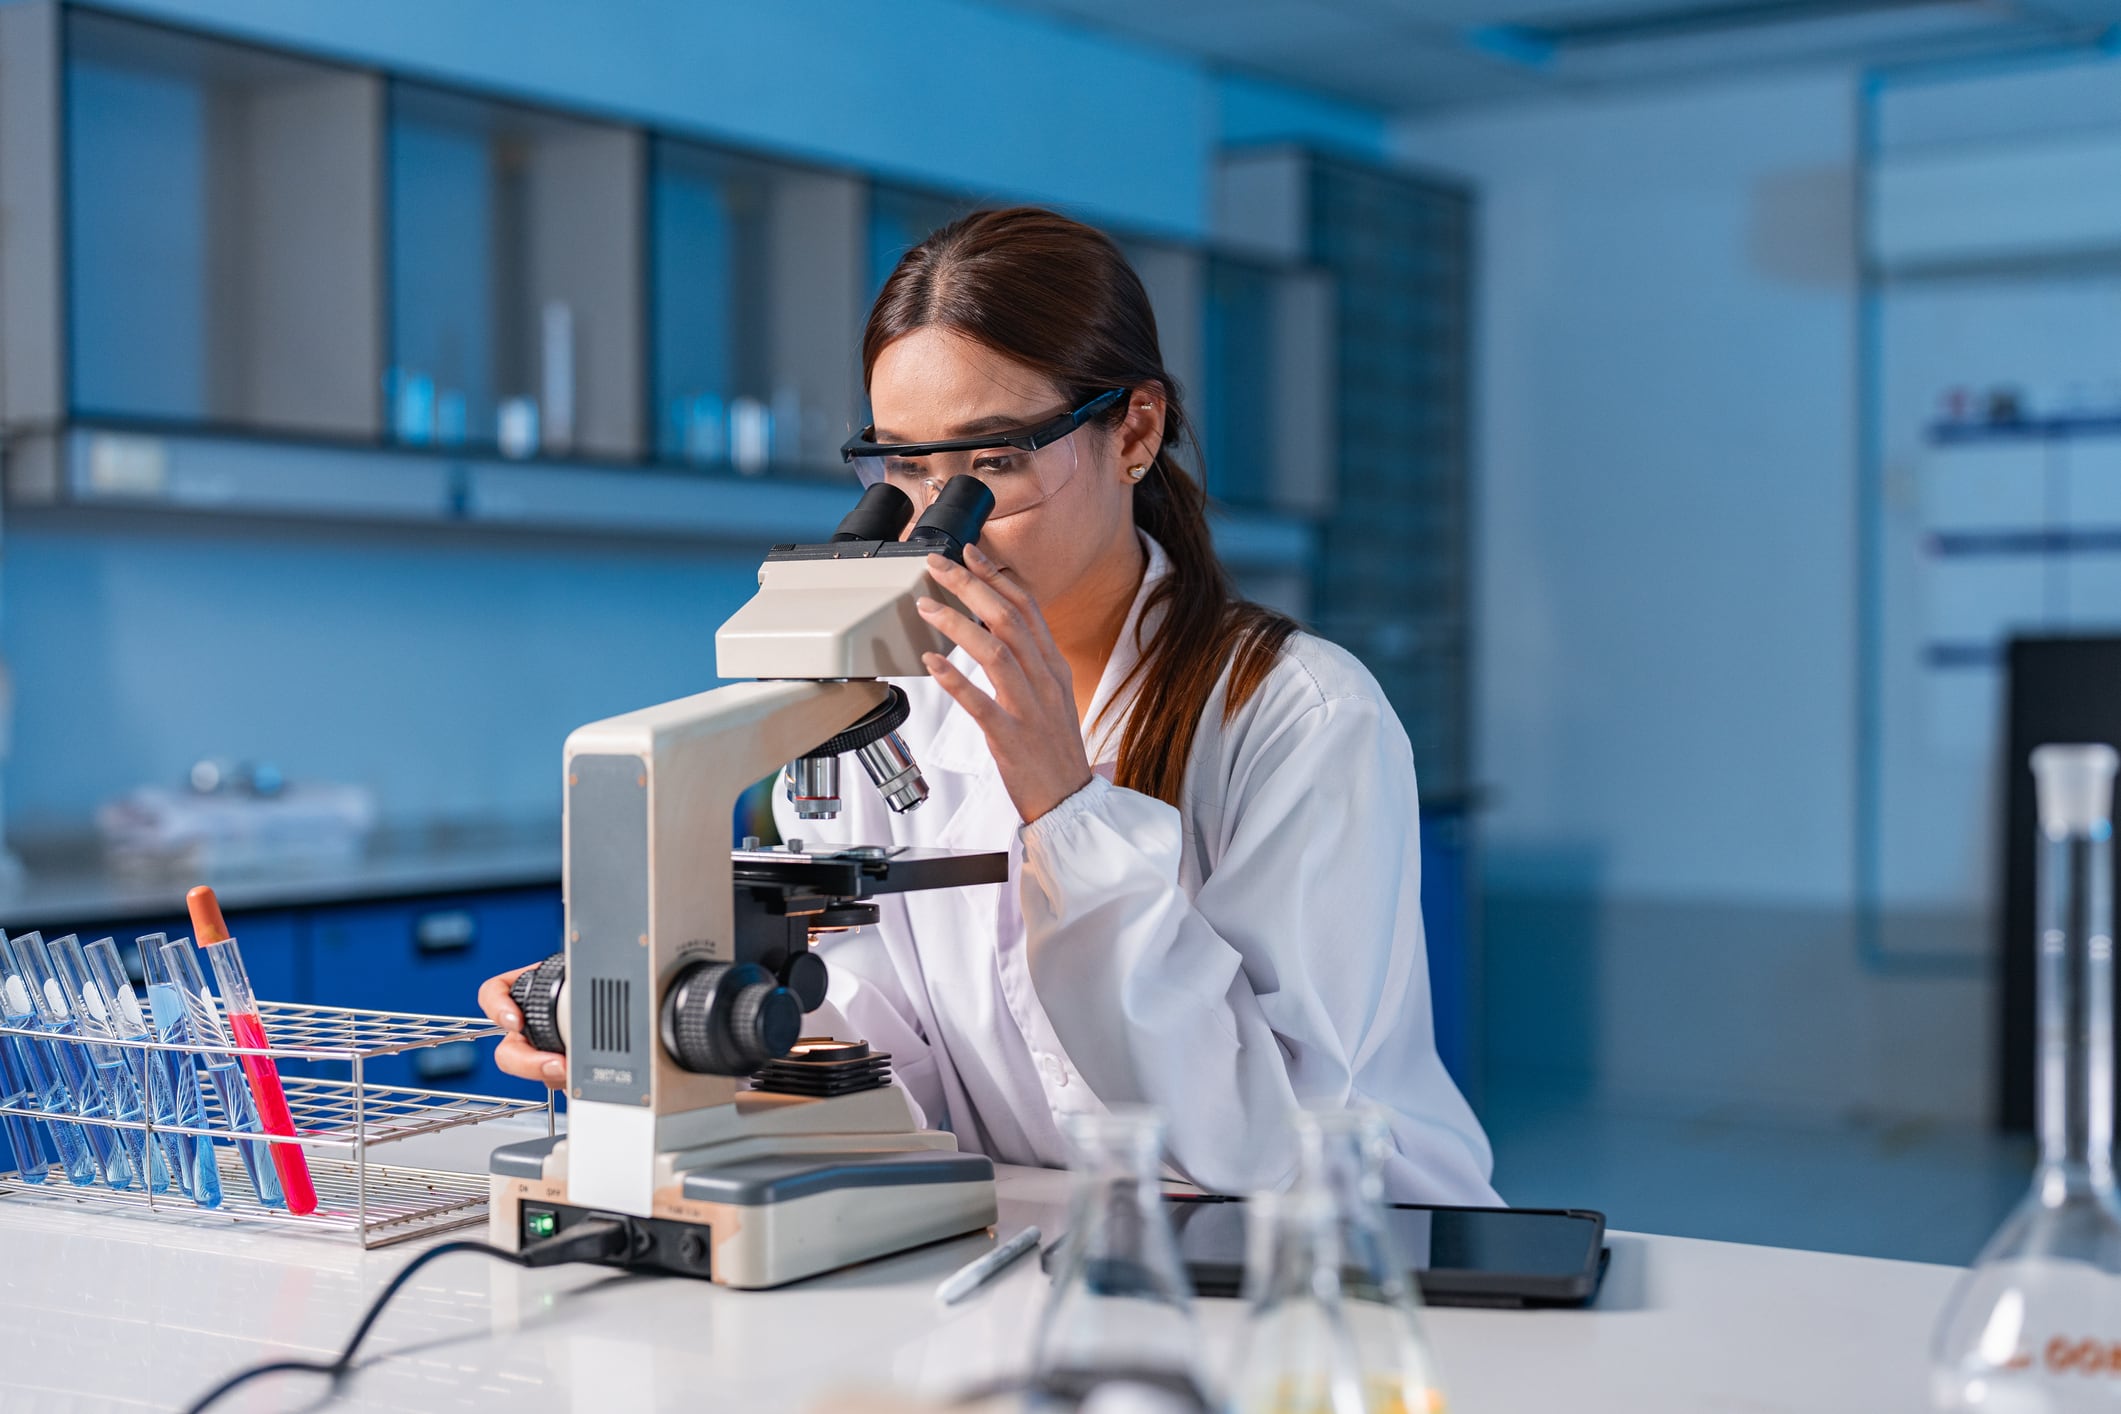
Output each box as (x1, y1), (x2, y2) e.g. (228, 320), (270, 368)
(65, 11), (382, 439)
(387, 82), (644, 461)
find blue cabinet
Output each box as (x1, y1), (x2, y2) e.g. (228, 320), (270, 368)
(23, 886), (559, 1104)
(309, 888), (559, 1099)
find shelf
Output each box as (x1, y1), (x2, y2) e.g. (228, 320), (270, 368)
(56, 9), (383, 437)
(1928, 415), (2121, 445)
(1927, 528), (2121, 556)
(3, 424), (1318, 569)
(387, 80), (645, 459)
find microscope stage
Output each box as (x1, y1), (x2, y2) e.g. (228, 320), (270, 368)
(731, 845), (1009, 898)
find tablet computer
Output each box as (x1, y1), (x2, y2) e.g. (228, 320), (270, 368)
(1169, 1196), (1607, 1307)
(1044, 1196), (1608, 1308)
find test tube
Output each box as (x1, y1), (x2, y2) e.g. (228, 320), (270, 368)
(43, 935), (170, 1195)
(0, 1004), (53, 1184)
(190, 889), (315, 1215)
(149, 937), (279, 1208)
(0, 933), (109, 1187)
(12, 934), (142, 1191)
(85, 936), (217, 1206)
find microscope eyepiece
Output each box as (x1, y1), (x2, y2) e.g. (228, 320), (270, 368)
(905, 476), (995, 560)
(830, 482), (915, 543)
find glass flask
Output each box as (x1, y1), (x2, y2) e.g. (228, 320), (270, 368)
(1031, 1108), (1209, 1412)
(1233, 1108), (1448, 1414)
(1933, 744), (2121, 1411)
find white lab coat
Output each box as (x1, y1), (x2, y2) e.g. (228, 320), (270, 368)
(775, 535), (1498, 1205)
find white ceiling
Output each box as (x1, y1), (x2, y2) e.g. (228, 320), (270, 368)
(988, 0), (2121, 112)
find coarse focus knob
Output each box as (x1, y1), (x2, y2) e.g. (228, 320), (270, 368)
(510, 952), (568, 1056)
(732, 980), (802, 1065)
(660, 961), (800, 1075)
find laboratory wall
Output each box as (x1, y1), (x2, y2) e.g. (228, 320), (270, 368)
(1397, 73), (1993, 1124)
(1, 0), (1383, 840)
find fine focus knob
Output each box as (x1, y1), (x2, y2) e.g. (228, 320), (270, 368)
(510, 952), (568, 1056)
(731, 981), (801, 1067)
(661, 961), (800, 1075)
(779, 951), (830, 1013)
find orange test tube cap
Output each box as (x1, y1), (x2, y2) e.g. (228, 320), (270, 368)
(187, 885), (232, 946)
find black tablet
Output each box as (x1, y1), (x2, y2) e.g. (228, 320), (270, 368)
(1040, 1195), (1607, 1308)
(1165, 1195), (1607, 1307)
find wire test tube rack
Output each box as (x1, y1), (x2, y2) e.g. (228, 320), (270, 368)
(0, 1000), (552, 1247)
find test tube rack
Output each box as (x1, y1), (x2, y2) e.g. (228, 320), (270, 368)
(0, 1000), (552, 1247)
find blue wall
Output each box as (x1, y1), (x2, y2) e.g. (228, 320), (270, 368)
(5, 0), (1384, 836)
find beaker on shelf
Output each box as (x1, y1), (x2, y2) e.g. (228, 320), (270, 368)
(1932, 744), (2121, 1411)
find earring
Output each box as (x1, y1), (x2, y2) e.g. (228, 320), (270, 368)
(1126, 464), (1149, 482)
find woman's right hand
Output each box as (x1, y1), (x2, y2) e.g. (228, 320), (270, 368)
(479, 965), (566, 1087)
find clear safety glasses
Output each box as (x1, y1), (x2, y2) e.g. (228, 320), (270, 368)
(840, 388), (1124, 523)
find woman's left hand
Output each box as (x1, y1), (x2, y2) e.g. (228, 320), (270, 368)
(918, 544), (1094, 825)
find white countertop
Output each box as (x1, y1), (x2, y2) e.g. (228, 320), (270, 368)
(0, 1121), (1962, 1414)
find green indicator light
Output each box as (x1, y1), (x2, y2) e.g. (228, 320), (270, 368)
(526, 1209), (557, 1240)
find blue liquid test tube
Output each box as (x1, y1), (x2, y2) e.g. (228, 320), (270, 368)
(0, 934), (107, 1187)
(65, 935), (198, 1201)
(155, 937), (281, 1208)
(127, 934), (221, 1208)
(0, 1017), (53, 1183)
(9, 933), (147, 1191)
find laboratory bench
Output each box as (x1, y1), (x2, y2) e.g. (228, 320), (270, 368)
(0, 822), (564, 1099)
(0, 1118), (1960, 1413)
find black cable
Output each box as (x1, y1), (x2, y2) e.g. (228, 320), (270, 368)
(179, 1218), (632, 1414)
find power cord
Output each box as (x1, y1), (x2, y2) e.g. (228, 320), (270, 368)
(179, 1217), (633, 1414)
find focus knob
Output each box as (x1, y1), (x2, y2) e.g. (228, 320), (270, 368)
(509, 952), (568, 1056)
(661, 961), (799, 1075)
(731, 980), (802, 1067)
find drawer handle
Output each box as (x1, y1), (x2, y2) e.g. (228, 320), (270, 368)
(414, 910), (477, 955)
(414, 1042), (477, 1081)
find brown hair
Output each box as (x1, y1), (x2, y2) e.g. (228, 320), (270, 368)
(862, 206), (1298, 805)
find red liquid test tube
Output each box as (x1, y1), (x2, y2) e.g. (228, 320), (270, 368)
(190, 886), (318, 1215)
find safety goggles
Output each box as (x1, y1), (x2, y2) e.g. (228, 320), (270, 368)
(840, 388), (1126, 522)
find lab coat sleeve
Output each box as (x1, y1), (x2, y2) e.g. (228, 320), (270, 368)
(773, 775), (944, 1130)
(1016, 693), (1497, 1204)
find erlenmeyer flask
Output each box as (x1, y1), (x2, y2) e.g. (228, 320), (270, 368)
(1233, 1108), (1448, 1414)
(1031, 1108), (1208, 1412)
(1932, 744), (2121, 1411)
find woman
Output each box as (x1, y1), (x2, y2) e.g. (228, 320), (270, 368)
(481, 207), (1496, 1204)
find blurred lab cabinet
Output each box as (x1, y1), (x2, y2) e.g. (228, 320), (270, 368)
(867, 185), (984, 301)
(1, 6), (383, 437)
(386, 82), (644, 460)
(36, 885), (558, 1107)
(652, 140), (866, 474)
(307, 887), (559, 1098)
(1219, 146), (1472, 798)
(1201, 255), (1336, 513)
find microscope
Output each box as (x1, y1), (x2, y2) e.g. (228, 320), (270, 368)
(487, 477), (1008, 1289)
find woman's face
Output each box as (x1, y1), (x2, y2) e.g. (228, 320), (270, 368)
(866, 327), (1151, 609)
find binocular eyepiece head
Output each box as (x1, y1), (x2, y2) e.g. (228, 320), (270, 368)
(830, 476), (995, 562)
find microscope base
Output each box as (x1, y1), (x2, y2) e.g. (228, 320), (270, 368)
(489, 1136), (997, 1288)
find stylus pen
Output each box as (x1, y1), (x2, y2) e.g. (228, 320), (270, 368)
(936, 1225), (1042, 1304)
